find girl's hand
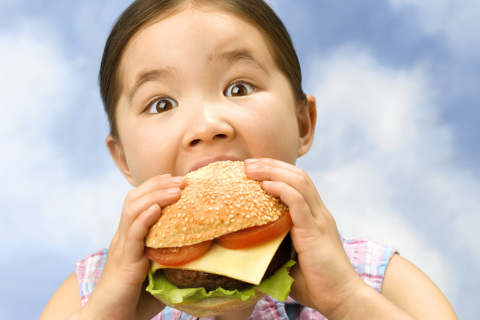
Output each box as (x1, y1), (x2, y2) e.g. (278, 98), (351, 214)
(244, 158), (365, 318)
(81, 174), (186, 320)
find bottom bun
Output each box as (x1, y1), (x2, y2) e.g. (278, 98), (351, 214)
(153, 291), (266, 317)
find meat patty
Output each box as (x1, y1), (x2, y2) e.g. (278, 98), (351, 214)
(163, 234), (292, 291)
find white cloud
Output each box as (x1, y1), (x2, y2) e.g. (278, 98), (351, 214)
(386, 0), (480, 56)
(0, 20), (129, 256)
(300, 45), (480, 304)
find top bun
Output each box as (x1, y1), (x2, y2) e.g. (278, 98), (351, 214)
(145, 161), (287, 248)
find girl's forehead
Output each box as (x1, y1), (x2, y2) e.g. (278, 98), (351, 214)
(118, 6), (276, 88)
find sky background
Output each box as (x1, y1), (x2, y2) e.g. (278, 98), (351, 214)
(0, 0), (479, 319)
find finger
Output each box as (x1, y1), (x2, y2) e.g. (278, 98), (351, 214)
(245, 158), (327, 218)
(118, 187), (182, 243)
(124, 174), (186, 204)
(261, 179), (316, 229)
(118, 174), (185, 238)
(124, 203), (162, 261)
(261, 179), (339, 258)
(245, 158), (315, 200)
(288, 263), (316, 309)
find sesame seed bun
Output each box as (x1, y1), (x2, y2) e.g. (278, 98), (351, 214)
(145, 160), (287, 248)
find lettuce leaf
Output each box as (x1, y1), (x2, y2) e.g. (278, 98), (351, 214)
(146, 258), (296, 304)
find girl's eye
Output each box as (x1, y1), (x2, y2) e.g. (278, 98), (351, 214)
(224, 82), (255, 97)
(146, 97), (178, 114)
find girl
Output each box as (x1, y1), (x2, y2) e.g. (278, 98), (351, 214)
(41, 0), (457, 319)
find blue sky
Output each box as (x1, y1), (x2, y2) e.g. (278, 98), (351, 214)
(0, 0), (478, 319)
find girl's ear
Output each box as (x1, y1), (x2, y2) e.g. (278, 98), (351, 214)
(106, 135), (137, 187)
(297, 94), (317, 158)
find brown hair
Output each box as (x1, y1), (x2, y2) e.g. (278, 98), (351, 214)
(99, 0), (306, 138)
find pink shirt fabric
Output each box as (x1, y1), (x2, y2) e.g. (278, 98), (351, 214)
(76, 234), (396, 319)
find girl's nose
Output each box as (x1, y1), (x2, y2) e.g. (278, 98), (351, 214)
(181, 104), (234, 148)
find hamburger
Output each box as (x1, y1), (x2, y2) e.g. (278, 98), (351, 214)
(145, 160), (295, 317)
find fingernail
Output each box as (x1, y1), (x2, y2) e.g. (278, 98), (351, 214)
(245, 159), (259, 169)
(171, 176), (185, 184)
(168, 187), (180, 194)
(148, 203), (160, 211)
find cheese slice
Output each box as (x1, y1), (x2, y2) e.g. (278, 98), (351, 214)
(150, 229), (289, 285)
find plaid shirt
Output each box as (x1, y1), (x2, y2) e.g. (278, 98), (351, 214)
(76, 234), (396, 319)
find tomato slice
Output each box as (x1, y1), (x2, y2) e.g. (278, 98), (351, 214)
(216, 211), (292, 250)
(145, 240), (213, 266)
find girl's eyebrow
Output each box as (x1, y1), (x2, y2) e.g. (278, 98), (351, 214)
(129, 67), (178, 101)
(210, 49), (270, 76)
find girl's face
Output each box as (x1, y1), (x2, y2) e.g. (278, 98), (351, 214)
(109, 6), (316, 186)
